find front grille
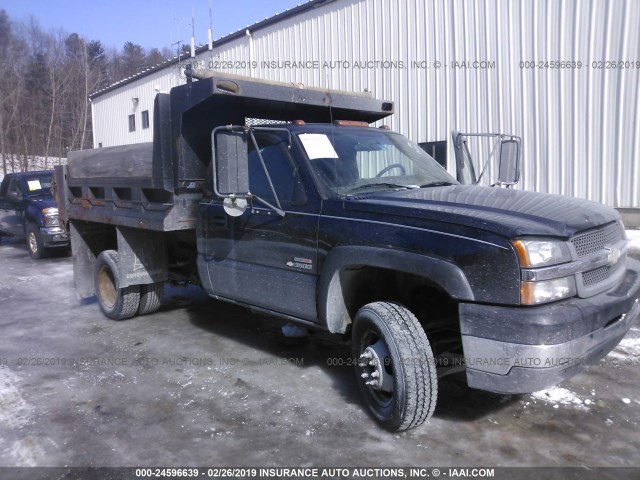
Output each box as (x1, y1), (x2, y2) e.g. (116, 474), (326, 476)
(571, 222), (624, 257)
(570, 222), (626, 297)
(582, 265), (612, 287)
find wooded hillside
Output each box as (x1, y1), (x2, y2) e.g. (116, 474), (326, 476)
(0, 10), (174, 174)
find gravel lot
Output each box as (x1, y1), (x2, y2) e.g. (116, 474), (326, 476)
(0, 235), (639, 472)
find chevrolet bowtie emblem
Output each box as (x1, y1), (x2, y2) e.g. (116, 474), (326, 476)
(605, 247), (621, 265)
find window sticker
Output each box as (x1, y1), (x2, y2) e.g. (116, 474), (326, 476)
(298, 133), (339, 160)
(27, 180), (42, 191)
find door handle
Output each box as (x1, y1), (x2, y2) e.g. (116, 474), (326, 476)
(212, 215), (227, 227)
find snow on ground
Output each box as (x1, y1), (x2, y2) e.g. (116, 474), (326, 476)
(0, 366), (33, 429)
(530, 386), (590, 410)
(1, 155), (65, 179)
(0, 367), (46, 466)
(608, 336), (640, 360)
(628, 229), (640, 257)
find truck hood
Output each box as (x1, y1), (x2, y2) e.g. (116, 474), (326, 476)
(344, 185), (619, 238)
(29, 196), (56, 210)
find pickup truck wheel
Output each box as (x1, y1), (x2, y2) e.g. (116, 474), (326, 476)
(94, 250), (140, 320)
(352, 302), (437, 431)
(138, 282), (163, 315)
(26, 223), (46, 259)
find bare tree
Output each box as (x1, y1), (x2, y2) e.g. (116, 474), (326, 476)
(44, 31), (72, 166)
(0, 9), (175, 171)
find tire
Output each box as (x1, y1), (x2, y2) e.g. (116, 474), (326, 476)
(352, 301), (438, 431)
(138, 282), (163, 315)
(26, 223), (46, 259)
(94, 250), (140, 320)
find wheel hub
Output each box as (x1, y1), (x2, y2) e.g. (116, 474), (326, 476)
(98, 265), (117, 308)
(28, 232), (38, 254)
(358, 339), (394, 393)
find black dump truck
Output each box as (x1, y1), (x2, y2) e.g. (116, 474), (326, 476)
(0, 170), (69, 258)
(58, 71), (640, 431)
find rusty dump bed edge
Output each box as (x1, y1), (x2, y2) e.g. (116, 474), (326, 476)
(62, 71), (394, 232)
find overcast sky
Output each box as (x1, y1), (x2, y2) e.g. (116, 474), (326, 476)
(0, 0), (307, 51)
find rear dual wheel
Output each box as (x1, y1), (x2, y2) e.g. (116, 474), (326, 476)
(138, 282), (163, 315)
(94, 250), (140, 320)
(352, 302), (438, 431)
(94, 250), (163, 319)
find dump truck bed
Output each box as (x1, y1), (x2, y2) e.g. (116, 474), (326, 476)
(60, 71), (393, 232)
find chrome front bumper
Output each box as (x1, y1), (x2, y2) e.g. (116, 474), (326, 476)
(459, 260), (640, 394)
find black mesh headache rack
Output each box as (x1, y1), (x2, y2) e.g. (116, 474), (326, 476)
(58, 71), (394, 232)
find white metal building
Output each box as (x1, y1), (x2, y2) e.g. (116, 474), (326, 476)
(90, 0), (640, 209)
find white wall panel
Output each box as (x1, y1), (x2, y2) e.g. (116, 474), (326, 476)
(91, 0), (640, 207)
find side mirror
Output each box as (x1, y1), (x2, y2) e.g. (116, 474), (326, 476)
(451, 131), (477, 185)
(212, 128), (249, 196)
(497, 138), (521, 185)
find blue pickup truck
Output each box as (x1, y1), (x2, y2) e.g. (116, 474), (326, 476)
(0, 171), (69, 258)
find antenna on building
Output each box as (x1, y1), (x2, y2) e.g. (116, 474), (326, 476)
(208, 0), (213, 51)
(172, 39), (183, 63)
(190, 7), (196, 58)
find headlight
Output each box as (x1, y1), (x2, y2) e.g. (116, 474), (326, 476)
(513, 238), (575, 304)
(520, 276), (576, 305)
(42, 207), (59, 227)
(512, 238), (572, 267)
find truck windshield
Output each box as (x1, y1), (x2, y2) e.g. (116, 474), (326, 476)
(298, 128), (457, 196)
(23, 174), (53, 197)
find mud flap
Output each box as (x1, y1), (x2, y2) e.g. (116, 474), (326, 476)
(116, 226), (168, 288)
(70, 220), (115, 298)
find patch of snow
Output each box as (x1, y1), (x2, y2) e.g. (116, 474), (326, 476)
(531, 386), (588, 410)
(8, 437), (46, 467)
(16, 276), (38, 283)
(628, 230), (640, 256)
(1, 154), (65, 174)
(0, 366), (33, 428)
(622, 398), (631, 404)
(607, 336), (640, 360)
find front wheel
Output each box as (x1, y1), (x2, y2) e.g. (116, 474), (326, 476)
(94, 250), (140, 320)
(26, 223), (46, 259)
(352, 302), (438, 431)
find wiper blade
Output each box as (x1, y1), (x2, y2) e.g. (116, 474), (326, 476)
(419, 181), (454, 188)
(345, 183), (408, 195)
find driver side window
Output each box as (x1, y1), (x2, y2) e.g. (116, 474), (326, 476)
(248, 133), (307, 206)
(8, 178), (22, 199)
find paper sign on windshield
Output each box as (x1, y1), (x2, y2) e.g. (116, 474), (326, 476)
(299, 133), (339, 160)
(27, 180), (42, 191)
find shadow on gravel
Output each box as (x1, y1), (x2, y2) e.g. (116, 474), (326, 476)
(178, 287), (360, 402)
(435, 375), (522, 421)
(172, 284), (518, 425)
(0, 234), (70, 259)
